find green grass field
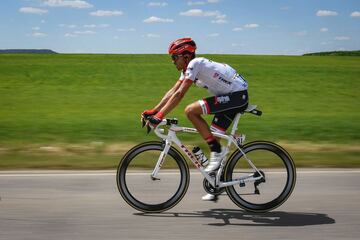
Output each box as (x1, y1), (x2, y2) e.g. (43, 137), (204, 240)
(0, 54), (359, 169)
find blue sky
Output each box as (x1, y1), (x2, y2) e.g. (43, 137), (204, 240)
(1, 0), (359, 54)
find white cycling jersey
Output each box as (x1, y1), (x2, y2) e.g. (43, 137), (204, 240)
(179, 57), (248, 95)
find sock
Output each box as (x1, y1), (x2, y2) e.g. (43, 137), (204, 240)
(205, 136), (221, 153)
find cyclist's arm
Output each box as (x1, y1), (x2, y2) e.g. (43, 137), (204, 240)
(159, 80), (192, 116)
(153, 80), (183, 111)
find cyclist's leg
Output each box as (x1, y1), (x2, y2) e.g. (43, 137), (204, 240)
(184, 102), (213, 141)
(210, 112), (237, 135)
(199, 90), (249, 135)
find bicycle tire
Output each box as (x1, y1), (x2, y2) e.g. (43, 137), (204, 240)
(117, 141), (190, 213)
(224, 141), (296, 212)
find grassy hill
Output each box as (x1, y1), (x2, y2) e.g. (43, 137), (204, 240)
(0, 54), (359, 169)
(0, 49), (57, 54)
(303, 50), (360, 56)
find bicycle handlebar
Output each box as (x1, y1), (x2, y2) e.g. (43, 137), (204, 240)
(141, 117), (179, 134)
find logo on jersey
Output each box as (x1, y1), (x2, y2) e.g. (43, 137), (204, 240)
(219, 76), (232, 85)
(213, 72), (232, 86)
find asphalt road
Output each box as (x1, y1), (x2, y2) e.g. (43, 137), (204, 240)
(0, 169), (359, 240)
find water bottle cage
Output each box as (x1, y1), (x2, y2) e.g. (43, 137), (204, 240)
(192, 147), (209, 167)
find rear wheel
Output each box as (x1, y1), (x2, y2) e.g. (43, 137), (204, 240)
(225, 141), (296, 212)
(117, 141), (189, 213)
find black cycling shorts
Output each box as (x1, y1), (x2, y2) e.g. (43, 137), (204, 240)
(198, 90), (248, 134)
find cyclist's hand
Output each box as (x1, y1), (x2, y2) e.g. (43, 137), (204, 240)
(141, 109), (158, 120)
(141, 109), (158, 127)
(147, 112), (164, 129)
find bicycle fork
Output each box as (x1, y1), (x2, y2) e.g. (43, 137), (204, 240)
(150, 139), (172, 180)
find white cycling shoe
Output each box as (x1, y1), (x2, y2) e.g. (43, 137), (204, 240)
(202, 193), (216, 201)
(204, 148), (226, 172)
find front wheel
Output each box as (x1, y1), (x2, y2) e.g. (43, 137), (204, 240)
(224, 141), (296, 212)
(116, 141), (189, 213)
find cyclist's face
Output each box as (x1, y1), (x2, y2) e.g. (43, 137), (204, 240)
(172, 55), (186, 71)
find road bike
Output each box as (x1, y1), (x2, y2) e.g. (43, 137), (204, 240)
(116, 104), (296, 213)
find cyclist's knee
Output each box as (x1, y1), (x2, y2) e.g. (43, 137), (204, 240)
(184, 104), (193, 118)
(185, 103), (201, 118)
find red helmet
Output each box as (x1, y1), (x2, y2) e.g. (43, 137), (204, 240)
(168, 37), (197, 55)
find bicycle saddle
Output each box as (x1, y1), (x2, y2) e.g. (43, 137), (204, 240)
(243, 104), (262, 116)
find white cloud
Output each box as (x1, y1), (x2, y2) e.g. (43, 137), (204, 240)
(83, 24), (96, 28)
(180, 9), (227, 23)
(148, 2), (168, 7)
(90, 10), (123, 17)
(65, 33), (77, 37)
(320, 28), (328, 32)
(42, 0), (93, 8)
(212, 19), (227, 24)
(188, 1), (205, 5)
(244, 23), (259, 29)
(117, 28), (136, 32)
(335, 36), (350, 41)
(84, 24), (110, 28)
(59, 24), (77, 28)
(19, 7), (48, 15)
(32, 26), (40, 31)
(232, 27), (243, 31)
(143, 16), (174, 23)
(188, 0), (219, 5)
(316, 10), (338, 17)
(180, 9), (220, 17)
(31, 32), (47, 37)
(350, 11), (360, 17)
(74, 30), (96, 34)
(146, 33), (160, 38)
(65, 30), (97, 37)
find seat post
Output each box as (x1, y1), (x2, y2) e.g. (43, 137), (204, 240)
(230, 113), (242, 136)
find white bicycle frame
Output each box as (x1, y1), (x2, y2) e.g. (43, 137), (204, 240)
(150, 105), (264, 189)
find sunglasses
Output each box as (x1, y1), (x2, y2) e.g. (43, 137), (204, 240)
(171, 54), (182, 61)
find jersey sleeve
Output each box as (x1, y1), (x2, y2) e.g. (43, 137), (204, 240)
(184, 58), (201, 81)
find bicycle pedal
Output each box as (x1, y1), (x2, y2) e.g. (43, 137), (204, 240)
(239, 180), (245, 187)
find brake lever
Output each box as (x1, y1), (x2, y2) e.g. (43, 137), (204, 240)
(146, 124), (152, 134)
(141, 118), (146, 128)
(141, 118), (152, 134)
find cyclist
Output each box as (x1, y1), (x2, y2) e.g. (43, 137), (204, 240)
(142, 37), (249, 201)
